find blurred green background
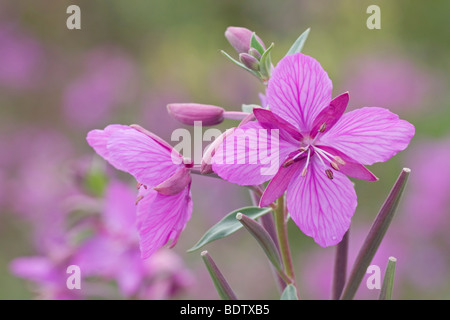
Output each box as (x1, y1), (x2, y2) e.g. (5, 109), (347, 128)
(0, 0), (449, 299)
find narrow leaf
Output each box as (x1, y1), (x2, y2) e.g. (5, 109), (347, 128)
(341, 168), (410, 300)
(236, 213), (283, 275)
(188, 206), (272, 252)
(221, 50), (260, 77)
(201, 251), (237, 300)
(286, 28), (310, 56)
(379, 257), (397, 300)
(259, 43), (274, 80)
(280, 284), (298, 300)
(250, 32), (265, 55)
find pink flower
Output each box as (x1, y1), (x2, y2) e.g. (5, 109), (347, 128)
(212, 53), (415, 247)
(10, 256), (82, 300)
(0, 22), (45, 90)
(74, 180), (193, 299)
(86, 124), (193, 259)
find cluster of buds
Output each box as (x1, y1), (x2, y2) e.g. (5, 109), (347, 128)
(222, 27), (274, 82)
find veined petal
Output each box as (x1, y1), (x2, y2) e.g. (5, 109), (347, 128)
(137, 187), (193, 259)
(108, 128), (183, 187)
(86, 124), (130, 171)
(212, 121), (297, 185)
(259, 158), (304, 207)
(266, 53), (332, 133)
(319, 107), (415, 165)
(286, 158), (357, 247)
(310, 92), (349, 137)
(253, 108), (303, 142)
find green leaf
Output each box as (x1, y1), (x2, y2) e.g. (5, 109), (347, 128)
(286, 28), (310, 56)
(259, 43), (274, 80)
(250, 32), (265, 55)
(280, 284), (298, 300)
(221, 50), (260, 78)
(188, 206), (272, 252)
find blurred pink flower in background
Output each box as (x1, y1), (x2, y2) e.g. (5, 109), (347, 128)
(62, 47), (137, 128)
(10, 253), (83, 300)
(340, 53), (438, 115)
(400, 138), (450, 238)
(0, 22), (45, 90)
(1, 129), (77, 253)
(73, 180), (194, 299)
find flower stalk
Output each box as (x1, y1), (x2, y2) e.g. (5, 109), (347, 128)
(332, 230), (349, 300)
(274, 195), (298, 296)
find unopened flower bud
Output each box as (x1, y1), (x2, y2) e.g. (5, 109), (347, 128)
(167, 103), (225, 126)
(239, 53), (259, 71)
(225, 26), (265, 54)
(248, 48), (262, 59)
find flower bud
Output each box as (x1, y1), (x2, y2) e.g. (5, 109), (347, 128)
(167, 103), (224, 126)
(248, 48), (262, 59)
(225, 26), (265, 54)
(239, 53), (259, 71)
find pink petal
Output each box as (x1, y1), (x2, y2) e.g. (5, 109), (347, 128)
(266, 53), (332, 133)
(86, 124), (130, 171)
(259, 158), (304, 207)
(137, 187), (193, 259)
(253, 108), (303, 142)
(154, 167), (192, 195)
(310, 92), (349, 136)
(10, 256), (57, 284)
(286, 157), (357, 247)
(319, 107), (415, 165)
(115, 250), (144, 297)
(212, 121), (297, 185)
(108, 128), (183, 187)
(316, 145), (378, 181)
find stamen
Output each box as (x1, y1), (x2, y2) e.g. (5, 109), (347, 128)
(330, 162), (340, 171)
(136, 182), (147, 190)
(282, 158), (294, 168)
(319, 122), (327, 133)
(315, 148), (334, 163)
(325, 169), (334, 180)
(301, 149), (311, 177)
(301, 167), (308, 177)
(315, 149), (327, 168)
(334, 156), (346, 165)
(135, 194), (144, 205)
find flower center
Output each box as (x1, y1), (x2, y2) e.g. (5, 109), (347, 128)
(282, 123), (345, 179)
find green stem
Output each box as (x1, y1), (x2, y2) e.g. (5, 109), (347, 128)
(274, 195), (297, 294)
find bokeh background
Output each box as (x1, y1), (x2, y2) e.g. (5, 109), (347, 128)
(0, 0), (449, 299)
